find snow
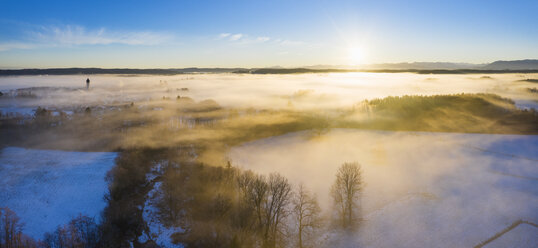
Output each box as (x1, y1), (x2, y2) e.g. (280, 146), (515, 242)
(484, 223), (538, 248)
(0, 147), (117, 240)
(0, 106), (35, 116)
(229, 129), (538, 247)
(514, 99), (538, 110)
(138, 161), (184, 248)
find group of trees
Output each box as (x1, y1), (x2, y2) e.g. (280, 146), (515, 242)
(156, 157), (364, 248)
(236, 172), (293, 247)
(0, 207), (35, 248)
(42, 215), (99, 248)
(1, 208), (100, 248)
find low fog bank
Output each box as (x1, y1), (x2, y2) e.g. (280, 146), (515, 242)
(229, 129), (538, 247)
(0, 73), (537, 114)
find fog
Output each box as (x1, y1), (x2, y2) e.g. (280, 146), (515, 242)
(1, 73), (537, 113)
(230, 129), (538, 247)
(1, 72), (537, 246)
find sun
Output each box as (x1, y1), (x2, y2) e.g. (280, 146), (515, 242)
(348, 46), (365, 65)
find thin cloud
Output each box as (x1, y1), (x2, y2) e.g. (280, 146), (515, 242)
(236, 36), (271, 45)
(279, 39), (305, 46)
(0, 42), (36, 51)
(219, 33), (231, 39)
(216, 32), (309, 48)
(256, 37), (270, 42)
(32, 25), (173, 46)
(217, 33), (273, 44)
(229, 33), (243, 41)
(0, 24), (173, 51)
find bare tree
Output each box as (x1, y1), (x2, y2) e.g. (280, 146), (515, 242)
(43, 214), (99, 248)
(237, 172), (292, 248)
(293, 184), (322, 248)
(0, 207), (36, 248)
(238, 171), (268, 231)
(330, 162), (363, 229)
(262, 173), (292, 248)
(0, 207), (23, 248)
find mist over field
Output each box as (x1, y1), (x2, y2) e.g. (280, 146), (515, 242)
(0, 72), (537, 247)
(1, 73), (537, 112)
(2, 0), (538, 246)
(230, 129), (538, 247)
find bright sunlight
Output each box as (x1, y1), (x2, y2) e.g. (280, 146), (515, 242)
(348, 46), (366, 65)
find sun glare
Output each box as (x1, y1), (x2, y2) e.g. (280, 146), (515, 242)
(348, 46), (365, 65)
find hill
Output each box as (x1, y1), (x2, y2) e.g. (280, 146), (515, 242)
(482, 59), (538, 70)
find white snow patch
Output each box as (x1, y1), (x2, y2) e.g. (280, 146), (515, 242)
(0, 106), (35, 116)
(0, 147), (117, 239)
(138, 162), (184, 248)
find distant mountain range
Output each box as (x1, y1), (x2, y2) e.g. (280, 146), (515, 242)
(1, 60), (537, 76)
(481, 60), (538, 70)
(0, 67), (242, 76)
(306, 60), (538, 70)
(304, 62), (480, 70)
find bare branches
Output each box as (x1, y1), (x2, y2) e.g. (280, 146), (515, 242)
(0, 207), (36, 248)
(330, 162), (363, 230)
(293, 184), (322, 248)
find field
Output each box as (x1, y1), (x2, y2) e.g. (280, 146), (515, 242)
(0, 147), (117, 239)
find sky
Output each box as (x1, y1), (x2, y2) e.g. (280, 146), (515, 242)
(0, 0), (537, 68)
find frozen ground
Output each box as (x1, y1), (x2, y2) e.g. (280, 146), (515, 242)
(138, 161), (184, 247)
(229, 129), (538, 247)
(0, 147), (117, 239)
(483, 222), (538, 248)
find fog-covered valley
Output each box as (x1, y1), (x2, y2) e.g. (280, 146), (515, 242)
(1, 73), (537, 113)
(0, 73), (537, 247)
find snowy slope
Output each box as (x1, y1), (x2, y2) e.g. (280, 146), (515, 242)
(0, 147), (117, 239)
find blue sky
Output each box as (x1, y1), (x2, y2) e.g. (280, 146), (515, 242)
(0, 0), (537, 68)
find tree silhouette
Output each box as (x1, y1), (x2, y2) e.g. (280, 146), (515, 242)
(331, 162), (363, 229)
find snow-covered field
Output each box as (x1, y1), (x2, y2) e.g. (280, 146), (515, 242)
(0, 147), (117, 239)
(229, 129), (538, 247)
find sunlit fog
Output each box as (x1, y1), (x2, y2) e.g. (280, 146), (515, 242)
(1, 72), (537, 247)
(1, 73), (537, 112)
(1, 0), (538, 247)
